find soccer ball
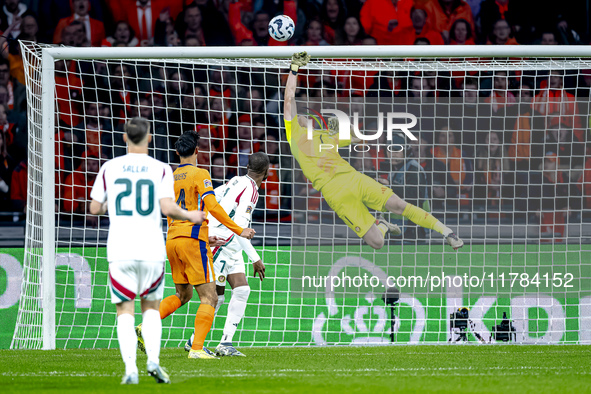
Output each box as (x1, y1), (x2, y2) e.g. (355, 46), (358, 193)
(268, 15), (295, 42)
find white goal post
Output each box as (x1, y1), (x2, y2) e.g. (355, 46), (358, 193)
(13, 43), (591, 350)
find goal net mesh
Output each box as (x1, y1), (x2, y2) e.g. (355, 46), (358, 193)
(12, 43), (591, 349)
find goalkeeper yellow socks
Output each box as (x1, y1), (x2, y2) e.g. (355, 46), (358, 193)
(402, 204), (450, 236)
(159, 295), (182, 320)
(376, 222), (389, 238)
(192, 304), (215, 351)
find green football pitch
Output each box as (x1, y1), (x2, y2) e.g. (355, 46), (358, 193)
(1, 346), (590, 393)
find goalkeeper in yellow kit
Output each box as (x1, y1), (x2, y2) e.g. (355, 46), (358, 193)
(284, 52), (464, 250)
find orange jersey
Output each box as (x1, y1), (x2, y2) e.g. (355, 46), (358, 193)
(167, 164), (216, 242)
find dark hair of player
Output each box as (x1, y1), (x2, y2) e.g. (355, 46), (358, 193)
(175, 130), (200, 157)
(124, 117), (150, 144)
(247, 152), (270, 175)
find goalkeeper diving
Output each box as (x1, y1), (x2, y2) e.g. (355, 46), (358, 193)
(284, 52), (463, 250)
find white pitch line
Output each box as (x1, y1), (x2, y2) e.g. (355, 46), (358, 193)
(1, 365), (585, 379)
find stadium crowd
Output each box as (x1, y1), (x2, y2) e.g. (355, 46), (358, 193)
(0, 0), (589, 242)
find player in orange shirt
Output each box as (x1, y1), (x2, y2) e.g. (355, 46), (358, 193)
(137, 130), (255, 359)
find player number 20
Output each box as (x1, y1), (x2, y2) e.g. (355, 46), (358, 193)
(114, 179), (154, 216)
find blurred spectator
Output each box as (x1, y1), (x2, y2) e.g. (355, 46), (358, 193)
(252, 117), (266, 141)
(184, 34), (204, 46)
(422, 0), (475, 43)
(539, 152), (569, 240)
(153, 7), (177, 46)
(196, 126), (216, 168)
(194, 0), (234, 45)
(70, 20), (89, 46)
(485, 71), (516, 112)
(179, 87), (201, 130)
(53, 0), (105, 46)
(408, 76), (434, 98)
(204, 96), (229, 151)
(73, 101), (113, 159)
(110, 0), (183, 46)
(10, 158), (26, 212)
(508, 83), (544, 171)
(261, 136), (281, 214)
(103, 21), (139, 47)
(208, 67), (233, 107)
(62, 154), (100, 229)
(555, 15), (583, 45)
(135, 95), (169, 163)
(194, 84), (209, 124)
(109, 63), (136, 124)
(535, 70), (584, 143)
(398, 7), (445, 45)
(180, 3), (205, 45)
(462, 77), (479, 103)
(335, 16), (366, 45)
(577, 69), (591, 98)
(0, 0), (34, 39)
(449, 18), (473, 44)
(0, 104), (18, 150)
(431, 127), (473, 209)
(413, 37), (430, 44)
(367, 71), (402, 98)
(302, 17), (329, 45)
(539, 31), (558, 45)
(166, 31), (181, 46)
(55, 60), (83, 127)
(474, 131), (507, 211)
(0, 58), (26, 114)
(40, 0), (103, 43)
(0, 130), (14, 209)
(410, 135), (433, 171)
(0, 14), (38, 86)
(246, 88), (265, 117)
(360, 0), (413, 45)
(229, 115), (260, 168)
(229, 1), (290, 46)
(487, 19), (518, 45)
(320, 0), (346, 44)
(210, 154), (227, 188)
(478, 0), (515, 41)
(228, 1), (253, 45)
(58, 21), (79, 46)
(545, 122), (584, 168)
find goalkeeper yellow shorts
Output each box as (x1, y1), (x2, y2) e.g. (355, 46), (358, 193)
(322, 172), (394, 237)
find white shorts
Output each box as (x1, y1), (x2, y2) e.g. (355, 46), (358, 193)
(108, 260), (165, 304)
(213, 247), (246, 287)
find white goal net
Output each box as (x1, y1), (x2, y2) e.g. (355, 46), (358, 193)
(12, 43), (591, 349)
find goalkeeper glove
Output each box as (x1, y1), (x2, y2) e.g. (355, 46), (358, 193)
(290, 51), (311, 74)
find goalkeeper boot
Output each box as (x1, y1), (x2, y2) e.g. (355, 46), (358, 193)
(377, 214), (402, 236)
(121, 372), (139, 385)
(147, 361), (171, 384)
(215, 343), (246, 357)
(446, 233), (464, 250)
(188, 348), (219, 359)
(135, 323), (146, 354)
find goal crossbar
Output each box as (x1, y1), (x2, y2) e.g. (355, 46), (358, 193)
(41, 45), (591, 60)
